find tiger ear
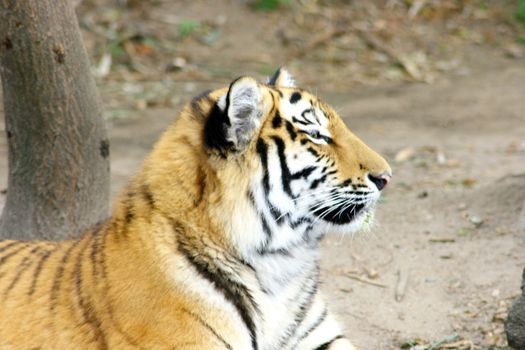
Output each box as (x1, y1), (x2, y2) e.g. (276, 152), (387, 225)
(268, 67), (295, 88)
(207, 76), (263, 153)
(225, 77), (263, 150)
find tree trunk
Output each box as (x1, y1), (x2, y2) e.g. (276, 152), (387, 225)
(0, 0), (110, 240)
(506, 267), (525, 349)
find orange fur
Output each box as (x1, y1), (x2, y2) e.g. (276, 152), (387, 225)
(0, 77), (390, 349)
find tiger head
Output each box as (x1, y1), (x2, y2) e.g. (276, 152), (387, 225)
(142, 69), (391, 255)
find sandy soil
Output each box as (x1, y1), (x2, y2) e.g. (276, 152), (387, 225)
(1, 1), (524, 349)
(320, 50), (525, 349)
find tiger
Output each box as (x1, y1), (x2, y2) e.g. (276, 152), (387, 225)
(0, 68), (391, 350)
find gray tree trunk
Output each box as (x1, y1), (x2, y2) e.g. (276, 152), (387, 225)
(506, 268), (525, 349)
(0, 0), (110, 240)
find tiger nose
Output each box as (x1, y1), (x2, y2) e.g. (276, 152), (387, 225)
(368, 172), (392, 191)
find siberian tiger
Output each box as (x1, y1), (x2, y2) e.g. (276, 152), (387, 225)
(0, 69), (391, 349)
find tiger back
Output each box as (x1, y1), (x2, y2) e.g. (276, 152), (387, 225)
(0, 69), (391, 350)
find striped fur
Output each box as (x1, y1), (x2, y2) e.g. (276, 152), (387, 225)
(0, 69), (390, 349)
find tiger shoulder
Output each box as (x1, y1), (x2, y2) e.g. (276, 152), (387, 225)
(0, 68), (391, 350)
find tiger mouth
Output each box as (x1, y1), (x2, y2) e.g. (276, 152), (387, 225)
(312, 203), (366, 225)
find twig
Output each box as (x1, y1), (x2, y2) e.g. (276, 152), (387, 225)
(287, 27), (349, 61)
(345, 272), (387, 288)
(429, 237), (456, 243)
(355, 29), (423, 81)
(441, 339), (474, 349)
(395, 268), (410, 302)
(429, 335), (460, 350)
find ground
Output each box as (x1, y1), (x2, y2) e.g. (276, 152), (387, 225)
(1, 1), (524, 349)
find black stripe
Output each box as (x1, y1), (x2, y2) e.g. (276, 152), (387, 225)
(310, 174), (328, 190)
(124, 191), (135, 225)
(267, 203), (285, 225)
(257, 246), (291, 256)
(301, 108), (316, 125)
(289, 217), (312, 229)
(285, 120), (297, 141)
(91, 230), (103, 280)
(95, 225), (140, 348)
(0, 244), (29, 265)
(291, 166), (316, 180)
(271, 136), (293, 197)
(268, 67), (283, 86)
(290, 92), (302, 104)
(182, 308), (234, 350)
(190, 89), (212, 119)
(307, 147), (320, 157)
(297, 307), (328, 344)
(278, 269), (319, 348)
(141, 184), (155, 209)
(3, 246), (40, 297)
(247, 191), (273, 242)
(261, 215), (272, 240)
(314, 335), (345, 350)
(272, 113), (283, 129)
(50, 239), (82, 310)
(256, 138), (270, 194)
(176, 235), (258, 350)
(28, 247), (56, 296)
(341, 179), (352, 187)
(0, 241), (25, 255)
(75, 234), (109, 349)
(292, 116), (310, 126)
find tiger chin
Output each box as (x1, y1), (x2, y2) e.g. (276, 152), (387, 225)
(0, 68), (391, 350)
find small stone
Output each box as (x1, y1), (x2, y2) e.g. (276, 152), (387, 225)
(436, 151), (447, 165)
(166, 57), (187, 72)
(469, 215), (484, 228)
(366, 269), (379, 279)
(417, 191), (428, 199)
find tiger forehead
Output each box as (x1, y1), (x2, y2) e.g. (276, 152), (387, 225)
(270, 88), (331, 125)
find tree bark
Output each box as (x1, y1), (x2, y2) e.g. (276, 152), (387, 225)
(506, 267), (525, 349)
(0, 0), (110, 240)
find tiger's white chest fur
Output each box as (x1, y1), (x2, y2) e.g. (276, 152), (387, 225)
(248, 245), (322, 350)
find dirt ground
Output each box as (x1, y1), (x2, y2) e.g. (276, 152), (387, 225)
(1, 1), (525, 349)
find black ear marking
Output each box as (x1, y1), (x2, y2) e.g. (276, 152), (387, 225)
(204, 102), (234, 156)
(204, 76), (262, 155)
(268, 68), (283, 86)
(267, 67), (295, 88)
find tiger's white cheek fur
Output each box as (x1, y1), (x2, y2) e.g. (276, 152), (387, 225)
(266, 152), (295, 213)
(228, 196), (268, 255)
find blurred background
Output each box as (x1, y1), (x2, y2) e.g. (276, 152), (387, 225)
(1, 0), (525, 349)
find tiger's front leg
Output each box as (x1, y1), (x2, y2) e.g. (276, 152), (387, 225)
(293, 297), (357, 350)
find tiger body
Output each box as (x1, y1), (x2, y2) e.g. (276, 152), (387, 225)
(0, 69), (391, 349)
